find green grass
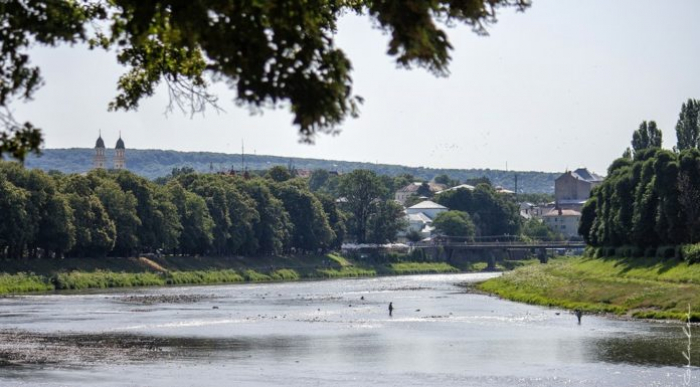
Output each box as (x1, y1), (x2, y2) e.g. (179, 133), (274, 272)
(270, 269), (300, 281)
(0, 272), (53, 294)
(478, 256), (700, 321)
(0, 252), (497, 295)
(326, 253), (352, 267)
(53, 271), (166, 290)
(166, 270), (245, 285)
(389, 262), (459, 274)
(316, 267), (377, 278)
(242, 270), (271, 282)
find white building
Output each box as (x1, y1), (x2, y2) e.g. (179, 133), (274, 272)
(542, 208), (582, 238)
(406, 200), (448, 220)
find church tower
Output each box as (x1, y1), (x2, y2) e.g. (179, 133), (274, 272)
(114, 133), (126, 170)
(93, 131), (106, 169)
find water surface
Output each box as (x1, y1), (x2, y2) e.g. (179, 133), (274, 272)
(0, 273), (696, 386)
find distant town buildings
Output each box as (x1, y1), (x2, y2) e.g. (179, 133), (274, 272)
(394, 182), (446, 204)
(542, 208), (582, 238)
(400, 200), (449, 240)
(537, 167), (603, 238)
(93, 132), (126, 170)
(554, 168), (603, 211)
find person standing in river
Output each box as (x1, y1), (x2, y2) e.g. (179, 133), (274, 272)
(389, 302), (394, 317)
(574, 309), (583, 324)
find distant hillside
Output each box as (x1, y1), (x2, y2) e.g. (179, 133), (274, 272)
(23, 148), (560, 193)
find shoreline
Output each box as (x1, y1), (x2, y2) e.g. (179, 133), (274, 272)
(0, 254), (485, 296)
(475, 256), (700, 322)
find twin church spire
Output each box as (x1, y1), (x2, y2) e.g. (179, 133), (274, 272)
(93, 131), (126, 170)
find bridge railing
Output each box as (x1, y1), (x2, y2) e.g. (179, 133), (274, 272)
(412, 234), (585, 248)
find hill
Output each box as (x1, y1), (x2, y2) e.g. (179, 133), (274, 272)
(23, 148), (559, 193)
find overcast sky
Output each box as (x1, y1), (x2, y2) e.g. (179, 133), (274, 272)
(12, 0), (700, 174)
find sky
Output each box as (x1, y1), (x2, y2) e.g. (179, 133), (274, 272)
(11, 0), (700, 174)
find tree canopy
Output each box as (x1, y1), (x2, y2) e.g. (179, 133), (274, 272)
(631, 121), (662, 153)
(0, 0), (529, 160)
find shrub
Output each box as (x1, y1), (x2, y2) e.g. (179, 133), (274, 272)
(243, 270), (271, 282)
(0, 273), (52, 294)
(270, 269), (300, 281)
(656, 245), (676, 259)
(681, 243), (700, 263)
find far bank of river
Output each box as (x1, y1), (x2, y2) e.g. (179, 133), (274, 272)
(478, 256), (700, 321)
(0, 253), (505, 295)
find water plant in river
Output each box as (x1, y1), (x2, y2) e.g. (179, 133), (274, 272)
(683, 304), (692, 386)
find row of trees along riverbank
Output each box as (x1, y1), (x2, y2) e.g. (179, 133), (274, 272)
(0, 160), (539, 261)
(580, 98), (700, 261)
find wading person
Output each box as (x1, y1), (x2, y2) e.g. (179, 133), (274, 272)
(574, 309), (583, 324)
(389, 302), (394, 317)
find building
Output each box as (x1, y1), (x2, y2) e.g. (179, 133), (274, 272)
(114, 134), (126, 170)
(554, 168), (603, 211)
(93, 133), (106, 169)
(435, 184), (475, 195)
(394, 182), (446, 204)
(406, 200), (448, 220)
(398, 200), (449, 241)
(93, 132), (126, 171)
(542, 208), (582, 238)
(404, 212), (435, 240)
(519, 202), (544, 220)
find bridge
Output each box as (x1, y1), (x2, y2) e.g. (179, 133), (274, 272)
(341, 236), (587, 264)
(411, 241), (586, 250)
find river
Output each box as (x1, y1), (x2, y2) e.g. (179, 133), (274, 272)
(0, 273), (697, 386)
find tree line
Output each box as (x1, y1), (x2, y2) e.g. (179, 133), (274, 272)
(23, 149), (560, 193)
(0, 160), (533, 260)
(0, 164), (417, 259)
(580, 99), (700, 254)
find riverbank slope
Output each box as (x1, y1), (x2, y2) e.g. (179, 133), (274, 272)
(477, 256), (700, 321)
(0, 254), (487, 295)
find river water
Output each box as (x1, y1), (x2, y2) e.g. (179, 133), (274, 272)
(0, 273), (697, 386)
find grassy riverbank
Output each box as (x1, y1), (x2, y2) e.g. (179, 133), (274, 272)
(0, 254), (474, 295)
(478, 256), (700, 321)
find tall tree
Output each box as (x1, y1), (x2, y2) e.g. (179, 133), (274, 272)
(272, 182), (335, 252)
(338, 170), (387, 243)
(95, 179), (141, 256)
(432, 211), (476, 240)
(631, 121), (662, 152)
(366, 200), (407, 244)
(0, 175), (30, 259)
(675, 99), (700, 151)
(167, 182), (214, 255)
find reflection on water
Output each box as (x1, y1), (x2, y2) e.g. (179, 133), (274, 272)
(0, 273), (697, 387)
(589, 328), (700, 367)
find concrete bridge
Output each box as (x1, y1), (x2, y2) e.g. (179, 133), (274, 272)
(409, 239), (587, 265)
(411, 240), (586, 250)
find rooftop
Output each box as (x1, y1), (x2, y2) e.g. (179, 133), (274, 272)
(560, 168), (604, 182)
(408, 200), (448, 210)
(435, 184), (475, 194)
(397, 182), (446, 193)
